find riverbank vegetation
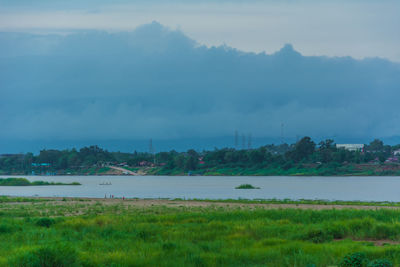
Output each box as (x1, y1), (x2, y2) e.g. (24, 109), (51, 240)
(188, 198), (400, 207)
(1, 137), (400, 176)
(235, 184), (260, 189)
(0, 178), (80, 186)
(1, 197), (400, 266)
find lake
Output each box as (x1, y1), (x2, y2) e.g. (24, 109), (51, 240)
(0, 175), (399, 201)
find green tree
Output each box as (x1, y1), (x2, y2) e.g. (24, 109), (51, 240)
(249, 147), (266, 164)
(318, 139), (335, 163)
(287, 137), (316, 162)
(184, 156), (198, 171)
(367, 139), (384, 152)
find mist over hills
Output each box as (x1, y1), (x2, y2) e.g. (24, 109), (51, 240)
(1, 22), (400, 153)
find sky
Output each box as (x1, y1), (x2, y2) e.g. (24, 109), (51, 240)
(0, 0), (399, 61)
(0, 0), (400, 153)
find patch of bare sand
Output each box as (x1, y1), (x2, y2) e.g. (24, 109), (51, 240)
(3, 197), (400, 211)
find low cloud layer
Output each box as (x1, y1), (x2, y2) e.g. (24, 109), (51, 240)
(1, 22), (400, 146)
(1, 1), (399, 62)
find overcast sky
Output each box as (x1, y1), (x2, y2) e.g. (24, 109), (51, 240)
(0, 0), (399, 62)
(1, 0), (400, 152)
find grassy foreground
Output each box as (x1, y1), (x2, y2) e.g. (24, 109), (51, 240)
(2, 198), (400, 266)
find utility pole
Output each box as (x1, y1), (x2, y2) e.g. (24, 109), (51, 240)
(149, 138), (155, 164)
(234, 130), (239, 149)
(149, 138), (153, 154)
(247, 133), (252, 150)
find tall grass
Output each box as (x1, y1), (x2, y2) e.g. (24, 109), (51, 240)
(1, 199), (400, 266)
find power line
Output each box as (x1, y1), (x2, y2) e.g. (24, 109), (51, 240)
(149, 138), (153, 154)
(149, 138), (155, 164)
(234, 130), (239, 149)
(247, 133), (252, 149)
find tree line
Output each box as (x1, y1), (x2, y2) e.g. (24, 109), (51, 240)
(0, 138), (399, 174)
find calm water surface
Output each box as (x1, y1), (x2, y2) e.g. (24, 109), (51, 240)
(1, 175), (400, 201)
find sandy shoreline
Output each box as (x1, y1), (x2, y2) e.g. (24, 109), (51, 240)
(3, 196), (400, 210)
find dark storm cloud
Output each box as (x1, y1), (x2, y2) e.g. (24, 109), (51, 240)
(1, 22), (400, 142)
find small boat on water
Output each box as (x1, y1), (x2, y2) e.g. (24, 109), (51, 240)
(99, 182), (112, 185)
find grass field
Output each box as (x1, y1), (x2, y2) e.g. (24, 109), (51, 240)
(1, 197), (400, 266)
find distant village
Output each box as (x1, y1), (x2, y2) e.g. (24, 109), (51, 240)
(1, 138), (400, 176)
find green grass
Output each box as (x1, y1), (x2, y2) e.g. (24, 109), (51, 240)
(235, 184), (260, 189)
(126, 167), (140, 172)
(1, 198), (400, 266)
(0, 196), (50, 203)
(97, 167), (111, 174)
(0, 178), (80, 186)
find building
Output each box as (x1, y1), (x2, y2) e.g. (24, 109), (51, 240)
(385, 157), (398, 163)
(336, 144), (364, 152)
(32, 163), (51, 167)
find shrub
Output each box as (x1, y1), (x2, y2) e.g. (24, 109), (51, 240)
(9, 245), (80, 267)
(235, 184), (260, 189)
(0, 178), (80, 186)
(0, 223), (13, 234)
(137, 230), (150, 240)
(326, 223), (348, 239)
(372, 224), (398, 239)
(282, 161), (294, 170)
(348, 218), (374, 237)
(162, 242), (177, 251)
(0, 178), (30, 186)
(367, 259), (393, 267)
(36, 218), (55, 228)
(339, 252), (367, 267)
(303, 228), (333, 243)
